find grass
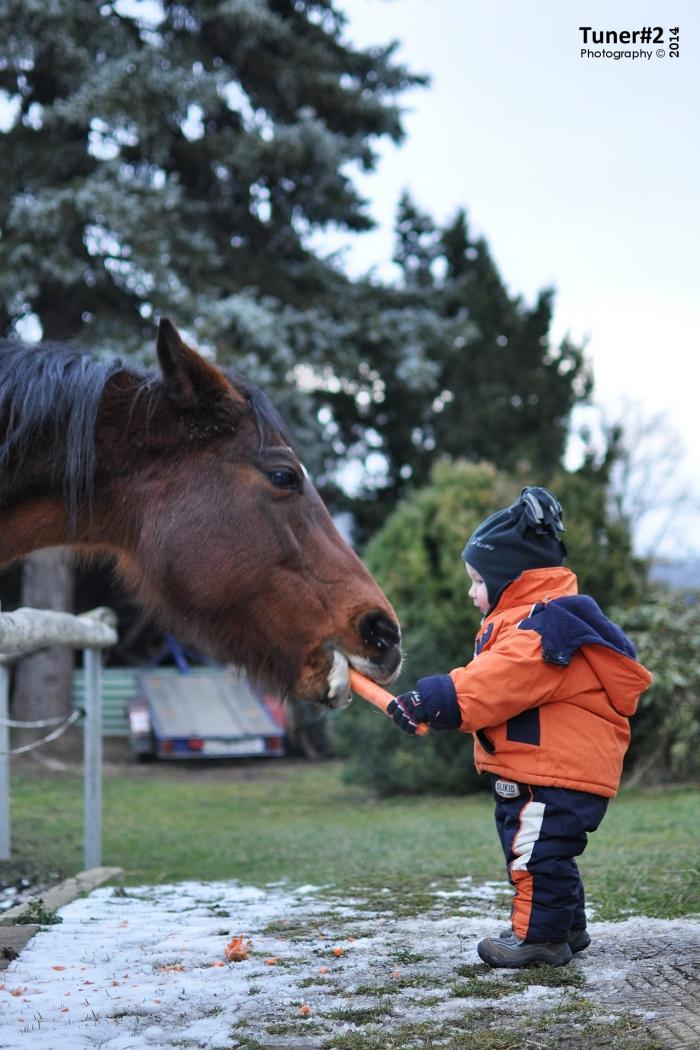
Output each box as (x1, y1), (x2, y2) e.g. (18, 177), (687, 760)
(12, 897), (63, 925)
(3, 760), (699, 920)
(316, 1009), (667, 1050)
(451, 962), (585, 1000)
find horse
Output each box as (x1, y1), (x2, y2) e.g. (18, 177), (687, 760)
(0, 318), (402, 706)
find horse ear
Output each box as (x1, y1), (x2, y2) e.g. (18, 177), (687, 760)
(156, 318), (244, 410)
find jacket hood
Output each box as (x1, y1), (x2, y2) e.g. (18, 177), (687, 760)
(581, 645), (652, 715)
(517, 590), (652, 716)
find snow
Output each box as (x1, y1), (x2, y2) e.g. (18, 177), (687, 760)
(431, 876), (512, 902)
(1, 882), (330, 1048)
(1, 881), (696, 1048)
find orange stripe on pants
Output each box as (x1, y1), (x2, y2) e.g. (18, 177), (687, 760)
(511, 868), (534, 940)
(509, 790), (545, 941)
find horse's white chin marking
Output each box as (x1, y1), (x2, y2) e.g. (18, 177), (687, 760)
(327, 650), (352, 709)
(346, 654), (396, 680)
(326, 650), (403, 708)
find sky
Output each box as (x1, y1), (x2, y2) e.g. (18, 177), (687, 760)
(323, 0), (700, 555)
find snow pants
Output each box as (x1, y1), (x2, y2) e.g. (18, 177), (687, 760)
(491, 777), (608, 943)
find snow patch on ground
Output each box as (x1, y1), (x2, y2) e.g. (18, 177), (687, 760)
(1, 880), (697, 1049)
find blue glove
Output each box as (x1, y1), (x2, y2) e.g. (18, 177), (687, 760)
(387, 691), (428, 735)
(387, 675), (462, 735)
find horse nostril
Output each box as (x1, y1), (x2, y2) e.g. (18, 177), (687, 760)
(359, 611), (401, 652)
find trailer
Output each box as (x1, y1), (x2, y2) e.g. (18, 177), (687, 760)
(127, 668), (286, 760)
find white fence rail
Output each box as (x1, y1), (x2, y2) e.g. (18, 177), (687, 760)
(0, 605), (118, 867)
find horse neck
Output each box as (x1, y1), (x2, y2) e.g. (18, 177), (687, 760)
(0, 494), (73, 566)
(0, 433), (112, 568)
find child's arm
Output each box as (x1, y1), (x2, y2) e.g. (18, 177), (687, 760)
(389, 629), (564, 734)
(448, 629), (563, 730)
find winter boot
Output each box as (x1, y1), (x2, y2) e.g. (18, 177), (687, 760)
(568, 927), (591, 953)
(499, 926), (590, 953)
(479, 931), (572, 968)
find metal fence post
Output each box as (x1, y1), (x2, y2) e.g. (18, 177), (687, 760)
(83, 648), (102, 869)
(0, 661), (10, 860)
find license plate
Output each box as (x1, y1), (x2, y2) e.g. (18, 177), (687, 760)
(201, 737), (266, 756)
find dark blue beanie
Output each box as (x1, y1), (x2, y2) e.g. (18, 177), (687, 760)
(462, 486), (567, 609)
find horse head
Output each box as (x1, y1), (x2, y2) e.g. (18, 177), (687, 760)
(89, 319), (402, 706)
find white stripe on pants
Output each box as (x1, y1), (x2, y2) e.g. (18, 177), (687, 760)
(510, 800), (546, 872)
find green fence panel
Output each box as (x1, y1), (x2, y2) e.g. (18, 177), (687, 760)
(71, 667), (219, 736)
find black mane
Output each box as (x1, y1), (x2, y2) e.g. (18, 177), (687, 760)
(0, 338), (292, 523)
(0, 339), (126, 523)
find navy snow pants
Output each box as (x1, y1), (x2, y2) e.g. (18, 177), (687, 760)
(491, 777), (608, 943)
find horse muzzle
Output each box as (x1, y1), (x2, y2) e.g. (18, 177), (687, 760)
(323, 611), (402, 709)
(290, 611), (402, 708)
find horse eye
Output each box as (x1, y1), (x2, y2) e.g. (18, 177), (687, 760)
(267, 468), (301, 491)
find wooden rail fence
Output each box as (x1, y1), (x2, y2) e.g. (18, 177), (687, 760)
(0, 604), (118, 867)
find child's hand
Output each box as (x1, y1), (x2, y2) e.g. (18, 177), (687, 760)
(387, 690), (429, 734)
(387, 675), (462, 733)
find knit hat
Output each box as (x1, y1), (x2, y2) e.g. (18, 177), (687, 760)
(462, 486), (567, 610)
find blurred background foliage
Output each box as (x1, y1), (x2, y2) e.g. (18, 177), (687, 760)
(615, 593), (700, 785)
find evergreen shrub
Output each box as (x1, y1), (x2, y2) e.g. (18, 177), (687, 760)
(616, 591), (700, 784)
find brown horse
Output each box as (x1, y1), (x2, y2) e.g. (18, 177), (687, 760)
(0, 319), (402, 705)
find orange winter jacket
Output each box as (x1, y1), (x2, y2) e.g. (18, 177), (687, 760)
(448, 567), (652, 797)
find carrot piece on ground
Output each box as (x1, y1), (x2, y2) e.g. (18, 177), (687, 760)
(224, 935), (251, 962)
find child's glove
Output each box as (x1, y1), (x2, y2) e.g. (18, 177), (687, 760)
(387, 674), (462, 735)
(387, 691), (427, 734)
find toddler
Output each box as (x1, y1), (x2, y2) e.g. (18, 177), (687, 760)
(388, 486), (652, 967)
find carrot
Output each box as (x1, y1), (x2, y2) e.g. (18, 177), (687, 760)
(348, 669), (429, 736)
(224, 935), (251, 962)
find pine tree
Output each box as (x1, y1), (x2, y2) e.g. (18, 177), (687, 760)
(0, 0), (423, 725)
(0, 0), (423, 349)
(392, 189), (439, 288)
(434, 207), (590, 476)
(321, 198), (592, 540)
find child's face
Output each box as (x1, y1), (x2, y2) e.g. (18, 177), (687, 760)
(465, 563), (490, 614)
